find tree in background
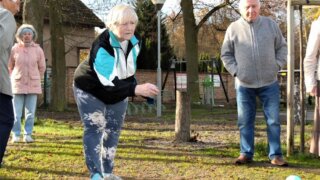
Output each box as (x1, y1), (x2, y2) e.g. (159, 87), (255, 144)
(260, 0), (286, 23)
(304, 7), (320, 21)
(180, 0), (236, 103)
(23, 0), (44, 47)
(197, 5), (237, 72)
(303, 7), (320, 41)
(135, 0), (173, 70)
(49, 0), (67, 111)
(84, 0), (132, 22)
(165, 13), (185, 59)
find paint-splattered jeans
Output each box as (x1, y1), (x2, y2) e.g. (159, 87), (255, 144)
(73, 86), (127, 177)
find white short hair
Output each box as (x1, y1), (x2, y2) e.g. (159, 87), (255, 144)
(239, 0), (261, 9)
(105, 4), (138, 31)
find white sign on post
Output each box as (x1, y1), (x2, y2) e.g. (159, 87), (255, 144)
(176, 73), (187, 89)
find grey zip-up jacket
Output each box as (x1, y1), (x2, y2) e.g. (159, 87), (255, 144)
(0, 7), (16, 96)
(221, 16), (287, 88)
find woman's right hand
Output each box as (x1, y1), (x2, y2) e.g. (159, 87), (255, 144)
(135, 83), (159, 97)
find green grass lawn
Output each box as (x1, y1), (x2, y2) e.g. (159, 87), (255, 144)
(0, 105), (319, 180)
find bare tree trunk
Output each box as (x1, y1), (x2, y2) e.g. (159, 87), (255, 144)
(180, 0), (200, 103)
(175, 90), (191, 142)
(49, 0), (66, 111)
(23, 0), (44, 47)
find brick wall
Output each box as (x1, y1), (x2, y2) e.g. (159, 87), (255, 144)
(45, 68), (237, 105)
(134, 70), (236, 104)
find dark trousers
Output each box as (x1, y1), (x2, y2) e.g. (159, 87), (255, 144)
(0, 93), (14, 164)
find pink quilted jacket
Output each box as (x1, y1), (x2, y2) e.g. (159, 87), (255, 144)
(8, 42), (46, 94)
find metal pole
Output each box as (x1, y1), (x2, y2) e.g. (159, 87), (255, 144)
(156, 10), (162, 117)
(43, 59), (48, 108)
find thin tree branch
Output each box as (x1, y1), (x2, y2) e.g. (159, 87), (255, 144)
(196, 0), (237, 32)
(168, 9), (182, 22)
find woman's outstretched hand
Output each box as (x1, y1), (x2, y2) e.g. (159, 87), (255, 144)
(135, 83), (159, 97)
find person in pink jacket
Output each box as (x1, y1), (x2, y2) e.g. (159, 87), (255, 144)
(304, 17), (320, 157)
(8, 24), (46, 143)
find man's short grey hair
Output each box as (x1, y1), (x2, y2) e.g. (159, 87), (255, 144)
(105, 4), (138, 31)
(239, 0), (261, 9)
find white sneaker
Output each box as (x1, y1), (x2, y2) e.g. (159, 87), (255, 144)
(104, 174), (122, 180)
(11, 135), (20, 143)
(23, 135), (34, 143)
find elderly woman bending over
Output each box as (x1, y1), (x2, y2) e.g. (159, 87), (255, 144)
(73, 4), (159, 180)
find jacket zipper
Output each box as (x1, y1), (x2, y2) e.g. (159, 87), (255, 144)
(250, 23), (261, 86)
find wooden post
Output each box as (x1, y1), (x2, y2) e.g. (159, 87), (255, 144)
(299, 6), (305, 153)
(287, 0), (295, 156)
(175, 90), (191, 142)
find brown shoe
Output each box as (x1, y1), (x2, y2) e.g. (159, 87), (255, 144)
(235, 155), (253, 165)
(270, 156), (288, 167)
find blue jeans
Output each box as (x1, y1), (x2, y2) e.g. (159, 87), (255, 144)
(11, 94), (38, 137)
(73, 86), (127, 178)
(236, 81), (283, 160)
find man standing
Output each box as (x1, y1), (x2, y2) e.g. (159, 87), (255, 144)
(0, 0), (20, 168)
(221, 0), (288, 166)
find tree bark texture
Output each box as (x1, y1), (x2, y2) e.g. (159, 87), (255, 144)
(49, 0), (66, 111)
(180, 0), (200, 103)
(175, 90), (191, 142)
(23, 0), (44, 47)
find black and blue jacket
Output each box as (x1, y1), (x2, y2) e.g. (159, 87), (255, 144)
(74, 30), (141, 104)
